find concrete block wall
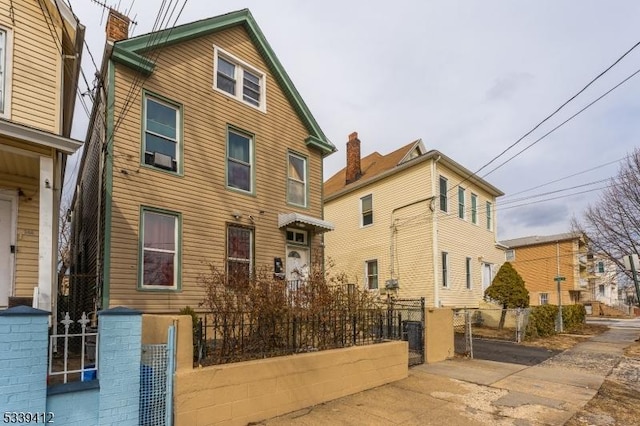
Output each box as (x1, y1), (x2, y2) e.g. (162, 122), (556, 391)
(174, 341), (408, 426)
(97, 307), (142, 425)
(0, 306), (49, 413)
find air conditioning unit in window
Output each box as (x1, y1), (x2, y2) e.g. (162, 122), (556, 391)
(153, 152), (173, 169)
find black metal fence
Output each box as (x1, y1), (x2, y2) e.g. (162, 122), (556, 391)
(196, 297), (425, 367)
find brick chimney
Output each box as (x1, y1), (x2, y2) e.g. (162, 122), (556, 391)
(345, 131), (362, 184)
(106, 9), (130, 42)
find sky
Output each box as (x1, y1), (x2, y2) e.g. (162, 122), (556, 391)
(64, 0), (640, 240)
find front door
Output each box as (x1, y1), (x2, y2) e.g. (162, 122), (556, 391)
(286, 246), (309, 291)
(0, 198), (14, 307)
(482, 263), (493, 291)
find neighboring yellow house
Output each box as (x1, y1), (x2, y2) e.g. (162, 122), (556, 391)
(0, 0), (84, 310)
(501, 232), (588, 306)
(324, 132), (505, 308)
(70, 9), (335, 313)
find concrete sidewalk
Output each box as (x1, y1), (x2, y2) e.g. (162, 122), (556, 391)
(262, 327), (639, 425)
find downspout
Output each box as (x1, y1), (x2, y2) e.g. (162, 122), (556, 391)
(432, 155), (441, 307)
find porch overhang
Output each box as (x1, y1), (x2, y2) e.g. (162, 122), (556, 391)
(278, 212), (334, 233)
(0, 119), (83, 155)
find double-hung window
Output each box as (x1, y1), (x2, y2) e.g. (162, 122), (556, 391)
(366, 260), (378, 290)
(227, 129), (253, 193)
(140, 208), (180, 289)
(442, 251), (449, 288)
(143, 94), (181, 173)
(597, 261), (605, 273)
(214, 46), (266, 110)
(458, 187), (465, 219)
(361, 194), (373, 226)
(471, 193), (478, 224)
(540, 293), (549, 305)
(486, 201), (493, 230)
(227, 225), (253, 286)
(465, 257), (472, 289)
(287, 152), (307, 206)
(0, 29), (8, 116)
(439, 176), (448, 212)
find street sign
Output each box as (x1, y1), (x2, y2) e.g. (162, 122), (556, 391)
(554, 276), (566, 282)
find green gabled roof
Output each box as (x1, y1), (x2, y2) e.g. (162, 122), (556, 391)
(112, 9), (335, 155)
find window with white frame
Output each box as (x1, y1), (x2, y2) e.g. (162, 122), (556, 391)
(458, 187), (465, 219)
(361, 194), (373, 226)
(287, 152), (307, 206)
(227, 128), (253, 193)
(214, 46), (266, 110)
(471, 193), (478, 224)
(465, 257), (472, 289)
(539, 293), (549, 305)
(143, 94), (181, 172)
(598, 284), (605, 296)
(140, 209), (179, 289)
(486, 201), (493, 230)
(439, 176), (448, 212)
(442, 251), (449, 288)
(366, 260), (378, 290)
(227, 225), (253, 286)
(505, 249), (515, 261)
(597, 261), (605, 274)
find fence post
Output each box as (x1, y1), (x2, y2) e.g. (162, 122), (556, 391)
(97, 306), (142, 426)
(0, 306), (49, 414)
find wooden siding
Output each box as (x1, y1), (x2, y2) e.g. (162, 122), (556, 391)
(0, 0), (62, 133)
(325, 158), (504, 308)
(510, 239), (582, 306)
(107, 26), (324, 312)
(435, 164), (504, 308)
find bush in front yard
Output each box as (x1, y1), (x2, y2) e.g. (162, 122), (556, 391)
(562, 304), (586, 331)
(526, 305), (558, 338)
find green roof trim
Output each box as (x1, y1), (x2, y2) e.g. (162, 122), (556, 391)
(112, 9), (335, 155)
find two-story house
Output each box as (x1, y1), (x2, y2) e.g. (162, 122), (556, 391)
(588, 254), (619, 306)
(0, 0), (84, 311)
(501, 232), (587, 306)
(323, 132), (505, 308)
(70, 9), (335, 313)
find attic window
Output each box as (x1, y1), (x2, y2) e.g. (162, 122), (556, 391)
(213, 45), (266, 111)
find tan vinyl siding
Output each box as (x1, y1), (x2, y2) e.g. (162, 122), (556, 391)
(435, 165), (504, 308)
(325, 164), (433, 300)
(107, 26), (323, 312)
(0, 0), (61, 133)
(510, 240), (580, 306)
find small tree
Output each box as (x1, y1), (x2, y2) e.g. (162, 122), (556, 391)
(484, 262), (529, 329)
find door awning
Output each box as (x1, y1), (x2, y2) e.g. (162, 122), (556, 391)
(278, 212), (334, 233)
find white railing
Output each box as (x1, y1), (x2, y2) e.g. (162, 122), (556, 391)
(48, 312), (98, 384)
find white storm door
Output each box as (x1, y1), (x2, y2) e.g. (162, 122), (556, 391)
(286, 247), (309, 285)
(0, 198), (14, 307)
(482, 263), (492, 291)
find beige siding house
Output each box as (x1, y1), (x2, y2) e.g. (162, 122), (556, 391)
(71, 9), (335, 313)
(324, 133), (504, 308)
(501, 232), (588, 306)
(0, 0), (83, 310)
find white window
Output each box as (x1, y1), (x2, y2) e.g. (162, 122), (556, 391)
(286, 228), (307, 245)
(227, 225), (253, 285)
(465, 257), (472, 289)
(361, 194), (373, 226)
(442, 251), (449, 288)
(486, 201), (493, 230)
(0, 28), (12, 118)
(140, 209), (179, 289)
(458, 187), (465, 219)
(365, 260), (378, 290)
(598, 284), (605, 296)
(214, 46), (266, 111)
(143, 94), (181, 173)
(227, 128), (253, 193)
(471, 193), (478, 224)
(287, 153), (307, 206)
(439, 176), (448, 212)
(539, 293), (549, 305)
(505, 249), (515, 261)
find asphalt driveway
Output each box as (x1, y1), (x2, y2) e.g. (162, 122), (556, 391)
(472, 338), (561, 366)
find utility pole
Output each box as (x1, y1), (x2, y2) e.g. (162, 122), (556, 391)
(623, 254), (640, 307)
(555, 242), (564, 332)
